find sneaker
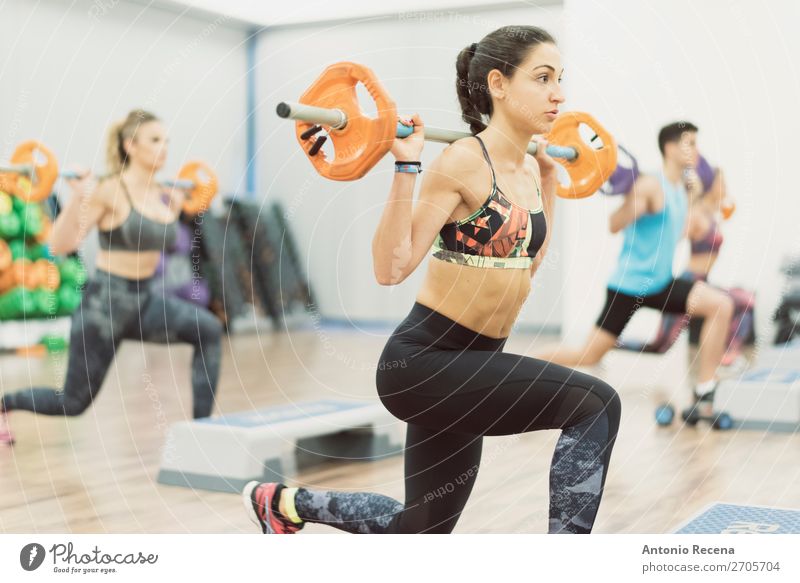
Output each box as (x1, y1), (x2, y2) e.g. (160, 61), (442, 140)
(242, 481), (303, 534)
(0, 412), (15, 446)
(691, 383), (718, 417)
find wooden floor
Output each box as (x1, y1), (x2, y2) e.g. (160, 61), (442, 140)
(1, 325), (799, 534)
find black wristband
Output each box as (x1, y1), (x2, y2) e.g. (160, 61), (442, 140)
(394, 161), (421, 166)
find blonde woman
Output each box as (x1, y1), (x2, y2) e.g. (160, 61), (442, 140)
(0, 110), (222, 445)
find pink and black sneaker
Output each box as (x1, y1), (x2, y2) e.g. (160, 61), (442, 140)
(242, 481), (303, 534)
(0, 411), (15, 446)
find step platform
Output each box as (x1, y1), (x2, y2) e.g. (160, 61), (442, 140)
(675, 503), (800, 534)
(714, 366), (800, 432)
(158, 399), (404, 493)
(755, 340), (800, 368)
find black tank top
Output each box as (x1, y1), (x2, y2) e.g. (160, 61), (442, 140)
(97, 178), (178, 252)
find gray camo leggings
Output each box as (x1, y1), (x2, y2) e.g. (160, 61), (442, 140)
(1, 270), (222, 419)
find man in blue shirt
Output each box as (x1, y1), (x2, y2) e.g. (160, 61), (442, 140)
(539, 122), (734, 405)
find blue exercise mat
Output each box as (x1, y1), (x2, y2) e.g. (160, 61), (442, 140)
(675, 503), (800, 534)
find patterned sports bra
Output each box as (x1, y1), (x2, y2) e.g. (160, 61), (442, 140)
(691, 215), (723, 254)
(431, 136), (547, 269)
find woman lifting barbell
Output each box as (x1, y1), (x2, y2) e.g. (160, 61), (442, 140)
(0, 110), (222, 446)
(243, 26), (621, 534)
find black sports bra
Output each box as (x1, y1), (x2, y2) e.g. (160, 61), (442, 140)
(97, 178), (178, 252)
(431, 136), (547, 269)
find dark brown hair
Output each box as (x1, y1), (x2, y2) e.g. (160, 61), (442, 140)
(658, 121), (699, 157)
(456, 26), (556, 134)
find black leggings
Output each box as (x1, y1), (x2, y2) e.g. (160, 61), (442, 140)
(291, 303), (621, 533)
(1, 270), (222, 419)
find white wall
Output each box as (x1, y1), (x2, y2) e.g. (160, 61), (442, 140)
(0, 0), (249, 269)
(256, 2), (566, 329)
(18, 0), (786, 336)
(559, 0), (800, 344)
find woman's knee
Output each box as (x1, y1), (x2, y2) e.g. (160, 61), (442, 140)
(603, 386), (622, 434)
(580, 379), (621, 432)
(689, 284), (734, 320)
(62, 395), (93, 416)
(720, 294), (735, 320)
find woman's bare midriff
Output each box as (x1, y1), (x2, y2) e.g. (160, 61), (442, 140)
(688, 252), (718, 276)
(95, 249), (162, 280)
(415, 258), (531, 338)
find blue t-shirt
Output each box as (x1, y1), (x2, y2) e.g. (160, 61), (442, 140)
(607, 174), (688, 296)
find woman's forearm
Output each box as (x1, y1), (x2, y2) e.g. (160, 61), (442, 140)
(372, 172), (418, 285)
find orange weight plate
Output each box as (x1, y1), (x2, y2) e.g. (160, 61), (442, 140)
(7, 141), (58, 203)
(179, 161), (218, 215)
(296, 62), (397, 181)
(547, 112), (617, 199)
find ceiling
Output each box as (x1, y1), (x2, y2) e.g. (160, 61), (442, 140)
(150, 0), (550, 28)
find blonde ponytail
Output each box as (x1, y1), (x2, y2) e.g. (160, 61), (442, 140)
(105, 109), (160, 174)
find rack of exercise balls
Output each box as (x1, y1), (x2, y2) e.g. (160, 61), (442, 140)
(0, 189), (85, 354)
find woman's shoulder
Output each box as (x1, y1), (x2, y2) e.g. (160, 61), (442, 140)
(88, 174), (121, 207)
(430, 136), (483, 176)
